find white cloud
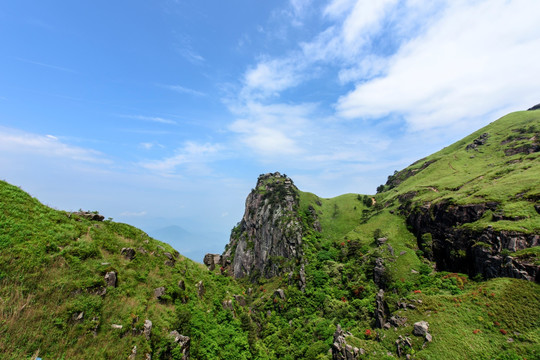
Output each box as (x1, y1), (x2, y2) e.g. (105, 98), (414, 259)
(341, 0), (398, 46)
(242, 57), (306, 99)
(336, 0), (540, 130)
(228, 102), (314, 156)
(139, 142), (222, 173)
(0, 127), (109, 164)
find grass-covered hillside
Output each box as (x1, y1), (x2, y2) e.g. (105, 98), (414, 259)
(0, 110), (539, 359)
(376, 110), (540, 233)
(0, 180), (256, 359)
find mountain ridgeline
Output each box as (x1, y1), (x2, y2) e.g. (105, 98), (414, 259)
(1, 109), (540, 359)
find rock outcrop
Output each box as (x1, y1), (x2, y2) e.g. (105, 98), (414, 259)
(222, 172), (304, 280)
(203, 253), (222, 271)
(374, 289), (387, 329)
(331, 325), (362, 360)
(407, 202), (539, 282)
(528, 103), (540, 111)
(169, 331), (190, 360)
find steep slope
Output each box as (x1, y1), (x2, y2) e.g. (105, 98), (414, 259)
(1, 110), (539, 360)
(375, 110), (540, 281)
(222, 172), (305, 280)
(214, 110), (539, 360)
(0, 180), (253, 359)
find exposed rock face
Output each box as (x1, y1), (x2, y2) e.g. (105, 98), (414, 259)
(375, 289), (387, 329)
(196, 281), (205, 298)
(528, 103), (540, 111)
(413, 321), (429, 336)
(154, 287), (166, 299)
(203, 253), (222, 271)
(407, 202), (539, 282)
(104, 271), (117, 287)
(169, 331), (190, 360)
(222, 172), (304, 280)
(143, 319), (152, 340)
(466, 132), (489, 150)
(373, 258), (386, 288)
(332, 325), (361, 360)
(121, 247), (136, 260)
(72, 211), (105, 221)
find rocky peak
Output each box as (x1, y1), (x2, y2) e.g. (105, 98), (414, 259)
(221, 172), (304, 280)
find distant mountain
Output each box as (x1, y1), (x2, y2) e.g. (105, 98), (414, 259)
(147, 225), (227, 263)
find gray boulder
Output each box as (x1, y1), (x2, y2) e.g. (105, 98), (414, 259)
(413, 321), (429, 336)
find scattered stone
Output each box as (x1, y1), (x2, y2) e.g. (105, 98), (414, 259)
(72, 311), (84, 322)
(121, 247), (136, 260)
(466, 133), (489, 150)
(101, 262), (110, 266)
(411, 269), (419, 274)
(267, 310), (272, 317)
(178, 280), (185, 291)
(234, 295), (246, 307)
(111, 324), (123, 329)
(373, 258), (385, 288)
(145, 354), (152, 360)
(425, 333), (433, 342)
(383, 323), (391, 330)
(154, 287), (166, 300)
(143, 319), (152, 340)
(299, 264), (306, 292)
(332, 324), (360, 360)
(72, 211), (105, 221)
(375, 289), (386, 329)
(105, 271), (117, 287)
(400, 251), (407, 256)
(164, 252), (174, 260)
(164, 260), (175, 267)
(387, 244), (395, 256)
(376, 237), (388, 246)
(389, 315), (407, 327)
(396, 335), (412, 357)
(157, 245), (165, 251)
(413, 321), (429, 336)
(507, 337), (514, 343)
(169, 331), (190, 360)
(222, 300), (233, 311)
(196, 281), (205, 298)
(274, 289), (286, 300)
(203, 253), (222, 271)
(128, 345), (137, 360)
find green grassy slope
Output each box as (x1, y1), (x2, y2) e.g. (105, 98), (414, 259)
(376, 110), (540, 233)
(1, 111), (539, 360)
(0, 180), (252, 359)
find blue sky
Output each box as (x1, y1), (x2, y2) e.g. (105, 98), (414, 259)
(1, 0), (539, 261)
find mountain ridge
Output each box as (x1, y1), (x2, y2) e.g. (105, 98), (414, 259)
(1, 109), (539, 359)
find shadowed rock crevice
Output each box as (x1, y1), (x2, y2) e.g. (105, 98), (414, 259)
(407, 201), (539, 282)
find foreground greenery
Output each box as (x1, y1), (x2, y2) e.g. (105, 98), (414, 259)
(1, 110), (539, 359)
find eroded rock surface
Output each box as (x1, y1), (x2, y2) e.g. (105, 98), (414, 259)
(222, 172), (305, 281)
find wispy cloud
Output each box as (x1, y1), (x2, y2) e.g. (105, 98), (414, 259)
(179, 48), (205, 64)
(14, 57), (77, 73)
(0, 126), (109, 164)
(118, 114), (177, 125)
(160, 84), (206, 97)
